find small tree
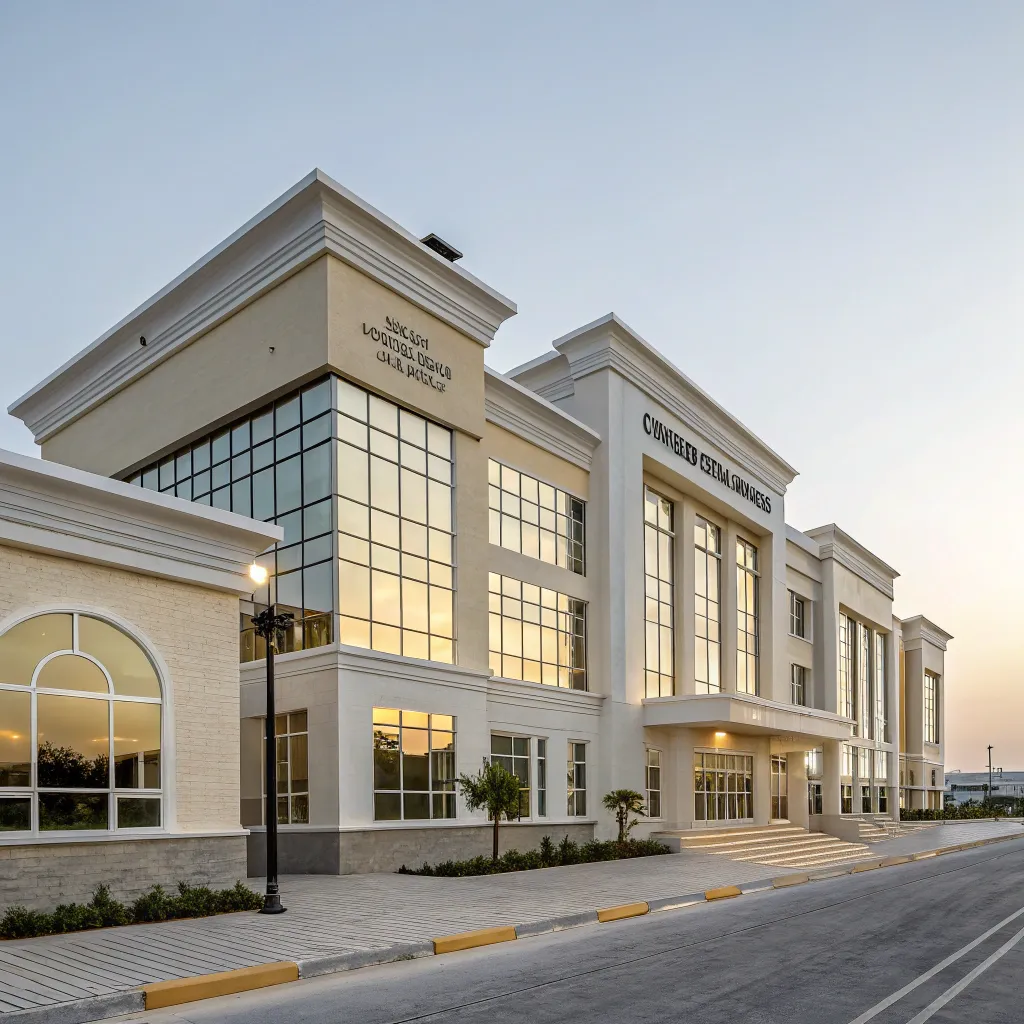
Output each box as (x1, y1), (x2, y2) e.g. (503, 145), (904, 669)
(458, 760), (523, 861)
(603, 789), (646, 843)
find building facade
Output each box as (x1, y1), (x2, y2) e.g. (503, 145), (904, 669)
(7, 170), (952, 873)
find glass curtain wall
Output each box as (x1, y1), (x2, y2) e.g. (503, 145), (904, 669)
(694, 516), (721, 694)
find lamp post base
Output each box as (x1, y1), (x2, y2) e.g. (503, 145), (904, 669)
(259, 893), (287, 915)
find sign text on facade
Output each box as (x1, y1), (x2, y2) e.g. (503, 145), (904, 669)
(363, 316), (453, 393)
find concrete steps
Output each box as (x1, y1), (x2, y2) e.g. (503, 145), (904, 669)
(653, 823), (871, 869)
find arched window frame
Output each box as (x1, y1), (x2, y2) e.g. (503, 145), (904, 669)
(0, 609), (168, 838)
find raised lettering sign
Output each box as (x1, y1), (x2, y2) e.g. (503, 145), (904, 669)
(363, 316), (453, 394)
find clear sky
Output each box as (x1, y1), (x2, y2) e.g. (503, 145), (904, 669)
(1, 2), (1021, 771)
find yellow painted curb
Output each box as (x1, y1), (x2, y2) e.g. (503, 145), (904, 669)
(851, 862), (881, 873)
(433, 926), (517, 954)
(881, 855), (911, 867)
(597, 901), (650, 923)
(143, 962), (298, 1010)
(705, 885), (742, 901)
(773, 873), (810, 888)
(912, 851), (938, 860)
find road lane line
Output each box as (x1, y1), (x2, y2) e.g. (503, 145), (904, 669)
(904, 921), (1024, 1023)
(845, 904), (1024, 1024)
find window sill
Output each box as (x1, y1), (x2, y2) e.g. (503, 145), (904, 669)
(788, 632), (813, 645)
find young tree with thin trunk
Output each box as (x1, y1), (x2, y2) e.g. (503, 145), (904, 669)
(458, 760), (523, 861)
(603, 789), (646, 843)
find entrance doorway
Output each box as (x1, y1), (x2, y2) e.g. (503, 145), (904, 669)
(693, 751), (753, 824)
(771, 755), (789, 820)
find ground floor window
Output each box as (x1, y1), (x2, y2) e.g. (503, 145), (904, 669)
(861, 784), (871, 813)
(372, 708), (456, 821)
(261, 711), (309, 824)
(808, 782), (823, 815)
(491, 734), (530, 818)
(646, 749), (662, 818)
(771, 755), (788, 820)
(537, 739), (547, 817)
(841, 784), (853, 814)
(567, 742), (587, 816)
(877, 786), (888, 813)
(694, 751), (753, 822)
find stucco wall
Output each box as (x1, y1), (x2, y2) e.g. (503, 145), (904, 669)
(0, 543), (242, 833)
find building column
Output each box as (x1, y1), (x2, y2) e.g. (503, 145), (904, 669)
(789, 751), (810, 829)
(822, 739), (842, 816)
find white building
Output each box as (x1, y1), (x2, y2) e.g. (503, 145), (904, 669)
(6, 170), (951, 873)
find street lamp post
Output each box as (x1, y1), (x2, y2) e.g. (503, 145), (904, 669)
(249, 563), (292, 915)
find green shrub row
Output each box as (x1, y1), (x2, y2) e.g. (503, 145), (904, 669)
(902, 803), (1022, 821)
(1, 881), (261, 939)
(399, 834), (670, 876)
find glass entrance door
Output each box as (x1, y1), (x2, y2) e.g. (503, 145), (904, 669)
(771, 755), (789, 819)
(694, 751), (753, 824)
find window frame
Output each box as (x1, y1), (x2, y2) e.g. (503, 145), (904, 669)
(735, 537), (760, 696)
(643, 487), (675, 698)
(694, 515), (722, 695)
(490, 733), (532, 820)
(788, 591), (807, 640)
(645, 748), (662, 820)
(567, 741), (588, 817)
(259, 710), (309, 825)
(924, 673), (939, 745)
(790, 663), (807, 706)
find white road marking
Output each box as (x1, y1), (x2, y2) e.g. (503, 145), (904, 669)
(846, 904), (1024, 1024)
(904, 921), (1024, 1023)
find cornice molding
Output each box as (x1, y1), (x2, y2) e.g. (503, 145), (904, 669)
(899, 614), (953, 651)
(551, 314), (797, 496)
(484, 366), (601, 471)
(11, 169), (517, 445)
(807, 524), (899, 601)
(0, 448), (280, 594)
(487, 675), (606, 717)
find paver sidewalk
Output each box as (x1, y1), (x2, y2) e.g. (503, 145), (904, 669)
(2, 819), (1022, 1019)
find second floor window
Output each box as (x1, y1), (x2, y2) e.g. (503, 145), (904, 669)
(924, 673), (939, 744)
(488, 573), (587, 689)
(839, 613), (854, 720)
(643, 488), (675, 698)
(874, 632), (887, 741)
(789, 592), (806, 638)
(488, 460), (585, 574)
(791, 664), (807, 706)
(694, 516), (722, 694)
(736, 539), (759, 695)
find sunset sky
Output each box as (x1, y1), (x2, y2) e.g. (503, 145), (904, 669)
(1, 3), (1021, 770)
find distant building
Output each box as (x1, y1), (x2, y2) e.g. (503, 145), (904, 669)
(945, 771), (1024, 807)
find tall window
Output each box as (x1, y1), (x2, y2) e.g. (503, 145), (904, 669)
(567, 742), (587, 816)
(372, 708), (456, 821)
(537, 739), (547, 817)
(643, 488), (674, 698)
(924, 673), (939, 744)
(839, 613), (854, 720)
(874, 632), (887, 741)
(0, 613), (162, 835)
(131, 379), (335, 661)
(262, 711), (308, 824)
(791, 664), (807, 706)
(736, 539), (759, 695)
(488, 573), (587, 689)
(491, 735), (530, 818)
(646, 749), (662, 818)
(337, 381), (455, 663)
(488, 460), (585, 574)
(789, 592), (806, 638)
(694, 516), (721, 694)
(694, 752), (753, 822)
(857, 622), (871, 738)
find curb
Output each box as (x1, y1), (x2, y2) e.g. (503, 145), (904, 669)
(8, 830), (1023, 1024)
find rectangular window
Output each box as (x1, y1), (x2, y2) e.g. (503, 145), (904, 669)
(488, 573), (587, 689)
(857, 623), (871, 738)
(372, 708), (456, 821)
(805, 749), (823, 778)
(924, 673), (939, 743)
(808, 782), (823, 816)
(537, 738), (547, 817)
(488, 460), (585, 574)
(646, 749), (662, 818)
(567, 742), (587, 816)
(643, 488), (675, 698)
(694, 751), (753, 822)
(262, 711), (309, 824)
(842, 742), (854, 778)
(839, 613), (854, 720)
(791, 664), (807, 706)
(491, 734), (530, 818)
(858, 746), (871, 783)
(694, 516), (721, 694)
(874, 632), (887, 742)
(736, 539), (759, 695)
(875, 749), (889, 782)
(789, 591), (806, 638)
(337, 381), (456, 664)
(841, 784), (853, 814)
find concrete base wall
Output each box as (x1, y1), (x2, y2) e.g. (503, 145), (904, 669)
(247, 822), (597, 876)
(0, 835), (248, 912)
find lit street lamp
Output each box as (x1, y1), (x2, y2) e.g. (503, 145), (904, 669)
(249, 562), (292, 915)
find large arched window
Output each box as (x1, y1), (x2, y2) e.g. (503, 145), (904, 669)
(0, 613), (163, 835)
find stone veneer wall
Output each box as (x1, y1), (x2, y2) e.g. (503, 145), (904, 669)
(247, 822), (597, 876)
(0, 544), (242, 832)
(0, 836), (247, 911)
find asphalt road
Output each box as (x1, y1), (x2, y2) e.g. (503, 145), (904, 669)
(132, 839), (1024, 1024)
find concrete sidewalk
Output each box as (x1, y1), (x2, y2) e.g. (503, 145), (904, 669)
(2, 819), (1021, 1021)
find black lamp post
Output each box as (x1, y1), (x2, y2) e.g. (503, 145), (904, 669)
(252, 605), (294, 915)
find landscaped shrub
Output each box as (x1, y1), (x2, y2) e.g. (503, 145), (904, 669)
(0, 880), (262, 939)
(399, 836), (669, 876)
(901, 805), (1014, 822)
